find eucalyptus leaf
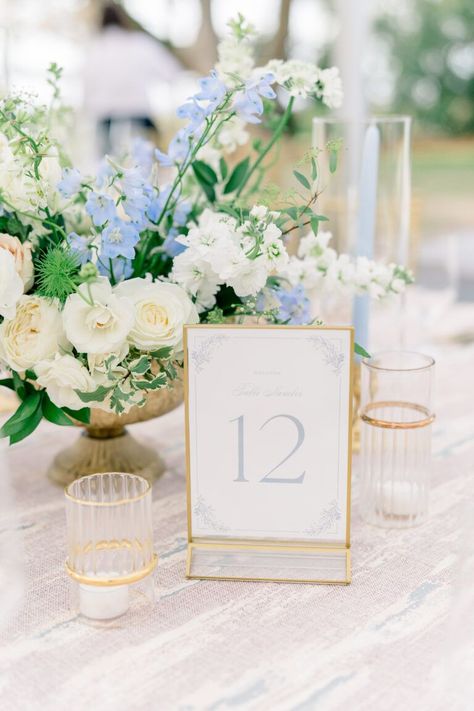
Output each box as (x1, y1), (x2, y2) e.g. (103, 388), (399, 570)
(293, 170), (311, 190)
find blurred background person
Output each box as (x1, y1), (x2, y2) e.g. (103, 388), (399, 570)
(83, 2), (182, 155)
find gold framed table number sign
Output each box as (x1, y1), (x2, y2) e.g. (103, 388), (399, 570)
(184, 324), (354, 584)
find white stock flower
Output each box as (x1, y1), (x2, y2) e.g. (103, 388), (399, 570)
(171, 249), (221, 312)
(0, 233), (34, 291)
(63, 277), (134, 355)
(224, 257), (268, 297)
(115, 277), (199, 354)
(282, 255), (322, 291)
(215, 116), (249, 154)
(0, 250), (24, 320)
(298, 230), (333, 258)
(0, 295), (69, 372)
(316, 67), (343, 109)
(260, 223), (288, 270)
(216, 37), (255, 82)
(35, 354), (96, 410)
(277, 60), (319, 98)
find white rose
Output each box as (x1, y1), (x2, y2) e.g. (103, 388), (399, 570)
(0, 295), (70, 372)
(115, 277), (199, 354)
(35, 354), (96, 410)
(63, 277), (134, 355)
(0, 233), (34, 291)
(0, 250), (24, 320)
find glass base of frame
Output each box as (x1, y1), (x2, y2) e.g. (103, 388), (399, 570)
(186, 542), (351, 584)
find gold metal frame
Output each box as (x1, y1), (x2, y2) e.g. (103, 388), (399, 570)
(65, 553), (157, 587)
(183, 324), (354, 585)
(360, 400), (435, 429)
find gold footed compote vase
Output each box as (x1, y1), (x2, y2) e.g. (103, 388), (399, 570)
(47, 380), (183, 486)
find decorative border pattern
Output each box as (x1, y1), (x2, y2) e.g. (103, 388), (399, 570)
(307, 335), (344, 376)
(303, 500), (342, 537)
(190, 335), (228, 374)
(192, 495), (229, 533)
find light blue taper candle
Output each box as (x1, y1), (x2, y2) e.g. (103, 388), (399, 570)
(352, 123), (380, 356)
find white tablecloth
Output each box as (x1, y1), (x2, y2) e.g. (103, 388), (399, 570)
(0, 305), (473, 711)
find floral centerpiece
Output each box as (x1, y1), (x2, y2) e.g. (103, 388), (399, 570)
(0, 15), (411, 456)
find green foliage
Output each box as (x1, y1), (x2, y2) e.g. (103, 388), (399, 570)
(354, 343), (371, 359)
(223, 157), (250, 194)
(374, 0), (474, 134)
(36, 247), (80, 303)
(192, 160), (217, 202)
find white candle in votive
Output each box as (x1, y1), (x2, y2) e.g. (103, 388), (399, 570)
(79, 583), (129, 620)
(381, 481), (421, 517)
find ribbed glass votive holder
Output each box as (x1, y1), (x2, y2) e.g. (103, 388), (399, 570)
(65, 472), (157, 620)
(359, 352), (435, 528)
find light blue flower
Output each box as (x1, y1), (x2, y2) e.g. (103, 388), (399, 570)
(163, 229), (187, 257)
(98, 256), (133, 282)
(85, 192), (116, 226)
(177, 99), (208, 134)
(131, 137), (154, 177)
(57, 167), (82, 198)
(275, 284), (311, 325)
(195, 70), (227, 110)
(155, 129), (192, 167)
(95, 160), (114, 189)
(234, 73), (276, 124)
(100, 218), (140, 260)
(67, 232), (93, 265)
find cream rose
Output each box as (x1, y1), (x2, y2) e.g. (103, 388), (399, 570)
(0, 250), (24, 320)
(0, 295), (70, 372)
(0, 233), (34, 291)
(63, 277), (134, 355)
(35, 354), (96, 410)
(115, 278), (199, 354)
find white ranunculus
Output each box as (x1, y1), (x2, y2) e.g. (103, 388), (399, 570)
(115, 277), (199, 354)
(0, 295), (70, 372)
(0, 233), (34, 290)
(0, 250), (24, 320)
(63, 277), (134, 355)
(35, 354), (96, 410)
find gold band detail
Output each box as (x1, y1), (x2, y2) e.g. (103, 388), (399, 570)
(65, 553), (157, 587)
(360, 401), (435, 430)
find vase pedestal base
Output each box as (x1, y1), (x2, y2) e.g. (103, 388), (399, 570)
(47, 427), (165, 486)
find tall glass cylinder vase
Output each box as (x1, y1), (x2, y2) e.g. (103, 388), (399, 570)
(359, 351), (435, 528)
(312, 116), (412, 351)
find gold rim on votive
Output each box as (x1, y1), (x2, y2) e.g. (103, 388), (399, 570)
(64, 472), (151, 507)
(360, 401), (435, 430)
(65, 553), (158, 587)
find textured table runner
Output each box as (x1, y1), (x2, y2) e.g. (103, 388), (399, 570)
(0, 324), (473, 710)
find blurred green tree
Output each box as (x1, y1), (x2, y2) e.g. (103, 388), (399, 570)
(375, 0), (474, 135)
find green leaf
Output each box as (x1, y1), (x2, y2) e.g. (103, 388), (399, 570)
(293, 170), (311, 190)
(354, 343), (371, 358)
(219, 157), (228, 181)
(310, 158), (318, 181)
(130, 355), (151, 375)
(42, 395), (75, 427)
(192, 160), (218, 186)
(63, 406), (91, 425)
(199, 180), (216, 203)
(12, 371), (26, 400)
(329, 150), (338, 174)
(25, 369), (37, 381)
(285, 207), (299, 220)
(223, 157), (250, 194)
(76, 385), (112, 403)
(133, 373), (167, 390)
(9, 405), (43, 445)
(310, 216), (320, 235)
(0, 378), (15, 392)
(0, 391), (42, 438)
(151, 346), (174, 361)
